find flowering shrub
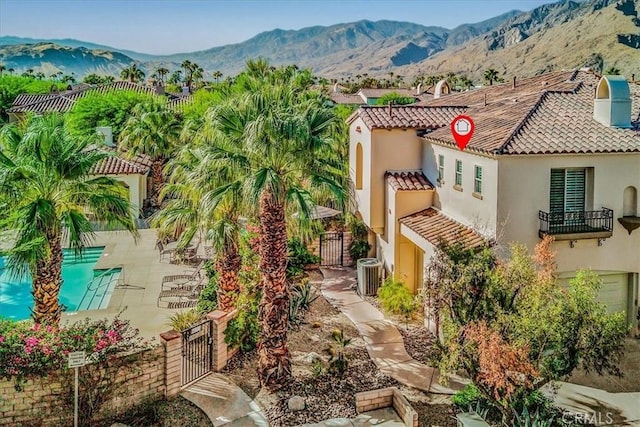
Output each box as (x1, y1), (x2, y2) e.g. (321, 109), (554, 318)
(0, 314), (152, 391)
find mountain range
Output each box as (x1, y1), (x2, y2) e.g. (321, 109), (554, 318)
(0, 0), (638, 81)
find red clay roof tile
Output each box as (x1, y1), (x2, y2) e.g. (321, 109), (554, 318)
(400, 208), (486, 250)
(385, 171), (433, 191)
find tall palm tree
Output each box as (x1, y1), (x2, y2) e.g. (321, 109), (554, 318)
(120, 63), (145, 83)
(0, 114), (137, 325)
(119, 101), (182, 208)
(0, 63), (5, 76)
(8, 68), (15, 75)
(212, 70), (223, 84)
(203, 80), (344, 388)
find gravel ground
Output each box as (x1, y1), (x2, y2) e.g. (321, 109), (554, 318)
(398, 324), (440, 365)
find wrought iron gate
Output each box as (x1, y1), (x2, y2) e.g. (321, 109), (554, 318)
(319, 232), (344, 266)
(181, 319), (213, 386)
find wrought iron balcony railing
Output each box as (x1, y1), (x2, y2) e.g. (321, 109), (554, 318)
(538, 208), (613, 240)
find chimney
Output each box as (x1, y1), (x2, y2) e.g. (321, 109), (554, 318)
(333, 82), (340, 93)
(512, 76), (517, 89)
(182, 85), (190, 95)
(388, 102), (393, 117)
(483, 93), (487, 107)
(593, 75), (632, 128)
(416, 83), (422, 95)
(632, 74), (636, 82)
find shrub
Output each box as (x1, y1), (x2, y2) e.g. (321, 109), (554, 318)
(325, 328), (352, 377)
(375, 92), (416, 106)
(289, 279), (319, 325)
(224, 283), (261, 352)
(287, 237), (320, 278)
(452, 383), (484, 408)
(0, 314), (152, 391)
(347, 215), (370, 262)
(378, 278), (418, 322)
(166, 309), (203, 332)
(197, 261), (218, 313)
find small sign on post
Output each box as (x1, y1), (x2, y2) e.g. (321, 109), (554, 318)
(68, 351), (86, 427)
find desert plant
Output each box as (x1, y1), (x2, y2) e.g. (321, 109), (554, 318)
(311, 358), (325, 377)
(292, 279), (318, 310)
(512, 406), (554, 427)
(325, 328), (352, 377)
(166, 309), (203, 332)
(378, 278), (418, 322)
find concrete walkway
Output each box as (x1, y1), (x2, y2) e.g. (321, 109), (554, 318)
(181, 373), (268, 426)
(319, 267), (466, 394)
(298, 408), (404, 427)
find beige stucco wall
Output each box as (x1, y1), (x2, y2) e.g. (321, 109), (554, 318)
(91, 173), (147, 217)
(497, 153), (640, 274)
(423, 141), (499, 237)
(349, 119), (423, 234)
(377, 181), (433, 291)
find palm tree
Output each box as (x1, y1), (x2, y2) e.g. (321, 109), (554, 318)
(119, 101), (182, 208)
(457, 75), (474, 91)
(0, 114), (137, 325)
(8, 68), (15, 75)
(35, 72), (45, 80)
(168, 70), (182, 86)
(212, 70), (223, 84)
(202, 80), (344, 388)
(120, 63), (145, 83)
(0, 63), (5, 76)
(483, 68), (500, 86)
(155, 66), (169, 84)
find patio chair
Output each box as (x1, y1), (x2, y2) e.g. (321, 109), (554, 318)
(157, 280), (205, 308)
(156, 240), (177, 263)
(161, 261), (205, 290)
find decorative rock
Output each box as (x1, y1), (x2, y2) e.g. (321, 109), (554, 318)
(312, 321), (322, 328)
(304, 352), (322, 364)
(310, 334), (321, 342)
(288, 395), (306, 412)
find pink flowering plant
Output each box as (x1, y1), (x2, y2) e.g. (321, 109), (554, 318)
(0, 314), (153, 391)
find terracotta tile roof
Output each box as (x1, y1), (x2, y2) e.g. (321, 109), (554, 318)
(350, 105), (464, 130)
(419, 70), (640, 155)
(385, 170), (433, 191)
(330, 92), (364, 104)
(166, 95), (193, 110)
(400, 208), (486, 250)
(11, 93), (60, 107)
(8, 81), (154, 114)
(90, 153), (150, 175)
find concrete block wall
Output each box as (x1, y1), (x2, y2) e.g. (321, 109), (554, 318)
(0, 346), (164, 426)
(355, 387), (418, 427)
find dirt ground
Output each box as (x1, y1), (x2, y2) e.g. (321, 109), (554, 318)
(223, 274), (457, 426)
(568, 338), (640, 392)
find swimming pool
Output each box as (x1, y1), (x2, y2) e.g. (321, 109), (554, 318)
(0, 246), (121, 321)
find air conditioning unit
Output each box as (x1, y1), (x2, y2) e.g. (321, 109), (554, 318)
(357, 258), (382, 296)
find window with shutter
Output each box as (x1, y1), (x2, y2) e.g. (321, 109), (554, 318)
(549, 168), (586, 226)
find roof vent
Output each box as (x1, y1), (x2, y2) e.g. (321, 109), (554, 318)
(593, 75), (632, 128)
(434, 79), (451, 99)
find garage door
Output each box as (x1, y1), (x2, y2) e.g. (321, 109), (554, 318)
(597, 273), (628, 315)
(558, 273), (629, 315)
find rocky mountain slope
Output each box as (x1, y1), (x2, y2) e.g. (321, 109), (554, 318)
(0, 0), (637, 80)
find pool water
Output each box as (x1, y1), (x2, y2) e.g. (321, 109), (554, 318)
(0, 247), (120, 320)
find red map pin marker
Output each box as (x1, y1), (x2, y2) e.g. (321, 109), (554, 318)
(450, 115), (474, 151)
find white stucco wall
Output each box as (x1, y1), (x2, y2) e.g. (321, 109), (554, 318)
(423, 141), (499, 238)
(497, 153), (640, 274)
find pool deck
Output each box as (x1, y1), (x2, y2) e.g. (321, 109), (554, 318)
(62, 229), (202, 341)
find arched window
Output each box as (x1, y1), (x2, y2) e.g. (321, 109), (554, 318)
(623, 186), (637, 216)
(355, 143), (363, 190)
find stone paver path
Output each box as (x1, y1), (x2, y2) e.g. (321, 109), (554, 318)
(298, 408), (404, 426)
(181, 373), (268, 426)
(319, 267), (466, 394)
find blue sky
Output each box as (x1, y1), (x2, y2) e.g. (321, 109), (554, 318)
(0, 0), (551, 54)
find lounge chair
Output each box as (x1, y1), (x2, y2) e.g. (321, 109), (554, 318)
(161, 261), (205, 290)
(157, 280), (204, 308)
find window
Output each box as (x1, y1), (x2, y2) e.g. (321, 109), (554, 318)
(355, 143), (363, 189)
(437, 155), (444, 183)
(474, 165), (482, 194)
(550, 169), (586, 214)
(455, 160), (462, 187)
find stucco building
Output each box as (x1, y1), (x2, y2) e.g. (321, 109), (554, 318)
(348, 70), (640, 330)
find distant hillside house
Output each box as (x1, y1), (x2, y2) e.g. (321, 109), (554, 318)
(348, 70), (640, 334)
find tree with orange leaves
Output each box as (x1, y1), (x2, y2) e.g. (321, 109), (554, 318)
(425, 236), (628, 424)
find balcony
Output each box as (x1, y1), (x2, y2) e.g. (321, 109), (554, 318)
(538, 208), (614, 241)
